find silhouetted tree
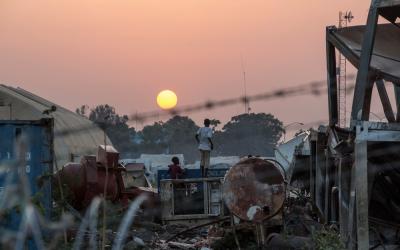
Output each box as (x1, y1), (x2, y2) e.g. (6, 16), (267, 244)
(214, 113), (283, 157)
(78, 104), (284, 162)
(209, 119), (221, 131)
(163, 116), (199, 162)
(137, 121), (167, 154)
(84, 104), (135, 154)
(135, 116), (199, 162)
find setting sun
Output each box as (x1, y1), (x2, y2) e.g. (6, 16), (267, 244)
(157, 90), (178, 110)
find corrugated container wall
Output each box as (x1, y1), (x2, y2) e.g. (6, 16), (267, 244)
(0, 119), (53, 249)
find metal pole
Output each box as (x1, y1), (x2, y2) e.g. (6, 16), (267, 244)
(355, 137), (369, 250)
(350, 1), (379, 123)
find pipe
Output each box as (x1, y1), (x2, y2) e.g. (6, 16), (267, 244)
(166, 217), (230, 242)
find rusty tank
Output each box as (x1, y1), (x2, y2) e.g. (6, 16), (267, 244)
(54, 145), (159, 212)
(223, 157), (286, 222)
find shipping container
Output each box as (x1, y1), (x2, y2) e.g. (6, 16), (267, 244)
(0, 119), (53, 249)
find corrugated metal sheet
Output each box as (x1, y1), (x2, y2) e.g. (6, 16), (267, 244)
(0, 85), (112, 168)
(274, 131), (310, 178)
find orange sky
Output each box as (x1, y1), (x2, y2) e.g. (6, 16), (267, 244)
(0, 0), (379, 132)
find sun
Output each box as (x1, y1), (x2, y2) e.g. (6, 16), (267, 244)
(157, 90), (178, 110)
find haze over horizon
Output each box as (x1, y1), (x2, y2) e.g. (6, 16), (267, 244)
(0, 0), (378, 132)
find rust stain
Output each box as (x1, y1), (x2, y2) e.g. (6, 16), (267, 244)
(223, 158), (285, 222)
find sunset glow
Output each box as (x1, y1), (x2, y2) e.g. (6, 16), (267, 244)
(0, 0), (369, 128)
(157, 90), (178, 110)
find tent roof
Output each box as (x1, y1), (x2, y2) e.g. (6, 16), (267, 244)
(0, 85), (112, 168)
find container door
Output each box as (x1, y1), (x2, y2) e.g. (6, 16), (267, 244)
(0, 119), (53, 249)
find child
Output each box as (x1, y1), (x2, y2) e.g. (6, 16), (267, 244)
(168, 156), (184, 179)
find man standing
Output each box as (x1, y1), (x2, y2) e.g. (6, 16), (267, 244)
(195, 118), (214, 177)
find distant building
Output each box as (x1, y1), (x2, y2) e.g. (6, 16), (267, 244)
(0, 85), (112, 168)
(134, 154), (184, 173)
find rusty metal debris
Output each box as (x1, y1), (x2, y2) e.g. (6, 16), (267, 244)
(2, 1), (400, 249)
(223, 158), (285, 223)
(55, 145), (159, 211)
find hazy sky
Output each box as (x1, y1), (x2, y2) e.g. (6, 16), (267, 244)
(0, 0), (378, 133)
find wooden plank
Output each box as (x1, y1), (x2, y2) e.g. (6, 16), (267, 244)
(168, 241), (195, 249)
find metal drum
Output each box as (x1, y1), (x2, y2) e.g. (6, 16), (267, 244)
(223, 158), (285, 222)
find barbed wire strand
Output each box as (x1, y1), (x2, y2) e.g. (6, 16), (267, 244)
(55, 75), (355, 137)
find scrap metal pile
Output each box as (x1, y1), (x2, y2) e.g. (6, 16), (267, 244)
(55, 145), (159, 213)
(154, 1), (400, 248)
(54, 1), (400, 248)
(2, 0), (400, 249)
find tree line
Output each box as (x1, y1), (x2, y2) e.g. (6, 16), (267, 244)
(76, 104), (284, 163)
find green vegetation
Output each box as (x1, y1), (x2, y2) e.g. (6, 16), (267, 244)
(77, 104), (284, 162)
(313, 228), (344, 250)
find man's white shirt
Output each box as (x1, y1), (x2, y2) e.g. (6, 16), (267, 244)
(197, 127), (213, 151)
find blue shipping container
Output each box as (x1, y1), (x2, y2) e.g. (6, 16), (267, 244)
(0, 119), (53, 249)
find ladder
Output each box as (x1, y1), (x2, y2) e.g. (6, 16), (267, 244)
(338, 51), (347, 127)
(337, 11), (351, 127)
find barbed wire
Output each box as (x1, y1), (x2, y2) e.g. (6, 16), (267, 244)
(130, 75), (355, 123)
(55, 75), (355, 137)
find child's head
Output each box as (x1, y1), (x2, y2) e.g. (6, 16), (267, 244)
(172, 156), (180, 165)
(204, 118), (210, 127)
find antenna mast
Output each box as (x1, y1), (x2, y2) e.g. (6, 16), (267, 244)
(337, 11), (353, 127)
(241, 56), (251, 114)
